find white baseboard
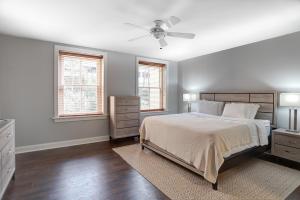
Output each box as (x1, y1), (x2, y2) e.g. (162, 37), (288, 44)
(16, 135), (110, 154)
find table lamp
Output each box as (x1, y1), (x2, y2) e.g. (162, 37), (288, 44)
(183, 93), (197, 112)
(280, 93), (300, 133)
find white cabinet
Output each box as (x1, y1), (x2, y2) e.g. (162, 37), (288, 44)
(0, 120), (15, 199)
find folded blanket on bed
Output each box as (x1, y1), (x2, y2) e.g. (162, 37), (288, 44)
(139, 113), (268, 183)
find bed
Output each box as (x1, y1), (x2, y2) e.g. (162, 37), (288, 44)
(140, 92), (277, 190)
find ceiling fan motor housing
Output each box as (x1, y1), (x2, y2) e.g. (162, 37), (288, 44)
(151, 20), (166, 39)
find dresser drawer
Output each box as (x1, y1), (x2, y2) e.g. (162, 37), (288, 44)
(1, 159), (15, 189)
(116, 113), (139, 121)
(117, 120), (139, 128)
(116, 127), (139, 137)
(0, 126), (13, 151)
(2, 139), (15, 169)
(274, 134), (300, 148)
(116, 97), (139, 106)
(273, 144), (300, 162)
(116, 106), (139, 114)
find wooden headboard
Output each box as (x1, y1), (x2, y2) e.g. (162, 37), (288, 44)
(200, 92), (278, 127)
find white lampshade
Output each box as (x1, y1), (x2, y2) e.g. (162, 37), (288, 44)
(183, 93), (197, 102)
(280, 93), (300, 107)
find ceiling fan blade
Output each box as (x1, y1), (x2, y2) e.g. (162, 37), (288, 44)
(167, 32), (195, 39)
(169, 16), (181, 25)
(159, 38), (168, 47)
(162, 20), (172, 28)
(124, 23), (149, 31)
(128, 34), (151, 42)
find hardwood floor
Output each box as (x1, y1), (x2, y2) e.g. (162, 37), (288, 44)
(3, 138), (300, 200)
(4, 139), (169, 200)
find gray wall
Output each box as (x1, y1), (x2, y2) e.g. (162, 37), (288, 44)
(178, 31), (300, 129)
(0, 34), (178, 147)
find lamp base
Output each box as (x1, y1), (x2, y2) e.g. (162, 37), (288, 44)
(287, 108), (299, 133)
(187, 103), (191, 112)
(286, 129), (300, 133)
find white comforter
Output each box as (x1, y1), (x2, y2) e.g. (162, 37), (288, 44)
(139, 113), (269, 183)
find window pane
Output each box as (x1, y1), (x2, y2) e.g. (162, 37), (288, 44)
(63, 57), (80, 85)
(139, 88), (150, 110)
(149, 88), (161, 109)
(81, 86), (97, 113)
(138, 65), (161, 88)
(63, 86), (81, 114)
(138, 65), (150, 87)
(149, 67), (160, 87)
(81, 60), (97, 85)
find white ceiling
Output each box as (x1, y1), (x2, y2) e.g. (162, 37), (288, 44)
(1, 0), (300, 61)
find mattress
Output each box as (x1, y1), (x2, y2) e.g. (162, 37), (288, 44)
(191, 112), (270, 157)
(140, 112), (269, 183)
(190, 112), (271, 158)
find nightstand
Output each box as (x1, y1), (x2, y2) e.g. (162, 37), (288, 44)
(272, 128), (300, 163)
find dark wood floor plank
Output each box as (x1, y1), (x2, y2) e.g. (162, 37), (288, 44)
(4, 139), (169, 200)
(3, 138), (299, 200)
(286, 186), (300, 200)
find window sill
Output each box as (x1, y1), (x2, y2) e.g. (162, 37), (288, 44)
(52, 115), (108, 123)
(141, 110), (169, 116)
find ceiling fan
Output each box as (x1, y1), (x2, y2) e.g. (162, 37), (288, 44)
(125, 16), (195, 49)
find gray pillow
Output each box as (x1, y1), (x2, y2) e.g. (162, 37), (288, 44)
(198, 100), (225, 116)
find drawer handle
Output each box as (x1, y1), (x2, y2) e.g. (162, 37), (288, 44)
(7, 133), (12, 138)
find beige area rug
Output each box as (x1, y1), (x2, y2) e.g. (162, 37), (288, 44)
(113, 144), (300, 200)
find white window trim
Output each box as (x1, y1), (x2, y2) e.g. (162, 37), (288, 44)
(53, 45), (108, 122)
(52, 115), (108, 123)
(136, 56), (169, 114)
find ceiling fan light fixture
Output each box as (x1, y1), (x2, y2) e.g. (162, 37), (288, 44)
(159, 38), (168, 48)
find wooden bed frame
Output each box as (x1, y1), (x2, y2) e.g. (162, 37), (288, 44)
(141, 91), (277, 190)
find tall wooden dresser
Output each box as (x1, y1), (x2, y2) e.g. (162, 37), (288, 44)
(0, 119), (15, 199)
(109, 96), (140, 139)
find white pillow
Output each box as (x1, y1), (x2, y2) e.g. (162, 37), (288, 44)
(222, 103), (260, 119)
(198, 100), (224, 116)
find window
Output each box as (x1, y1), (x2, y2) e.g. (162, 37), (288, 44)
(54, 46), (106, 121)
(137, 59), (167, 112)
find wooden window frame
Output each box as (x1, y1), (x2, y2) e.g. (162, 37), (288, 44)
(53, 45), (107, 122)
(136, 57), (168, 113)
